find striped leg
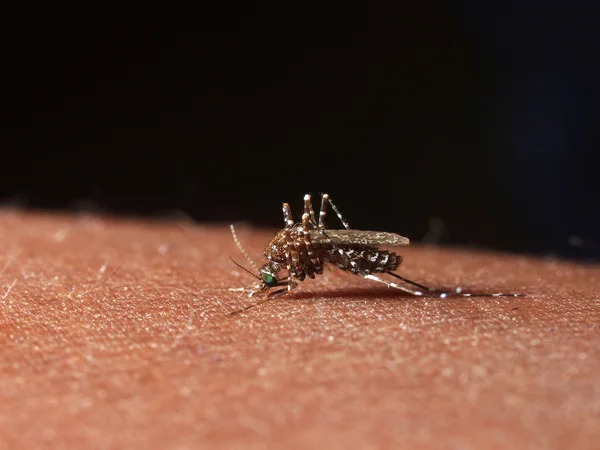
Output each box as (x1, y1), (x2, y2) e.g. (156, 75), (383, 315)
(372, 270), (519, 299)
(229, 285), (290, 315)
(313, 195), (428, 293)
(362, 273), (431, 296)
(303, 193), (326, 273)
(301, 212), (322, 275)
(282, 203), (294, 228)
(303, 194), (317, 225)
(283, 228), (296, 291)
(318, 193), (350, 230)
(318, 194), (329, 229)
(310, 194), (360, 273)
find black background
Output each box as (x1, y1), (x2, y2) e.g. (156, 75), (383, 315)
(2, 3), (599, 260)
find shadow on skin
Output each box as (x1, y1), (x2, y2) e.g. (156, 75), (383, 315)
(288, 286), (419, 300)
(270, 284), (524, 301)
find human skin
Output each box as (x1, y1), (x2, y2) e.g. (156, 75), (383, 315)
(0, 210), (599, 449)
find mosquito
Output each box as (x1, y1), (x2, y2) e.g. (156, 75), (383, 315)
(229, 193), (520, 314)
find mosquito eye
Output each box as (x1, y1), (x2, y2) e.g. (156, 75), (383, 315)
(261, 272), (277, 287)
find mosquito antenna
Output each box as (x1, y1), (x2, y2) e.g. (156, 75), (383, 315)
(230, 257), (261, 281)
(229, 224), (259, 274)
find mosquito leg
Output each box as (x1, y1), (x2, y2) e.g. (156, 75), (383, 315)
(228, 283), (261, 296)
(325, 194), (350, 230)
(282, 203), (294, 228)
(289, 229), (306, 281)
(361, 273), (440, 297)
(384, 271), (520, 298)
(312, 210), (360, 274)
(303, 194), (317, 225)
(321, 195), (460, 298)
(228, 288), (289, 316)
(283, 228), (297, 291)
(318, 193), (329, 229)
(385, 271), (436, 292)
(302, 212), (322, 275)
(316, 195), (380, 281)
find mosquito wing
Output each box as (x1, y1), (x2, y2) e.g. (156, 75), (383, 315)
(309, 230), (410, 247)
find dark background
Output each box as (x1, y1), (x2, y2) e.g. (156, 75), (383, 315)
(2, 3), (599, 260)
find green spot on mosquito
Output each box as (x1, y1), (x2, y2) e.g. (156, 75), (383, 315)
(261, 271), (277, 287)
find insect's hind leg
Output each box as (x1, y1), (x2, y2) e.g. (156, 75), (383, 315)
(362, 273), (446, 297)
(310, 193), (365, 278)
(318, 193), (350, 230)
(385, 271), (436, 293)
(382, 271), (519, 299)
(306, 194), (358, 273)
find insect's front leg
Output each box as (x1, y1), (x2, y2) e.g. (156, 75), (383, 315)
(248, 285), (264, 297)
(228, 285), (292, 316)
(227, 282), (263, 297)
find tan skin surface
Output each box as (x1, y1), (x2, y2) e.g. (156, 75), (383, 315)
(0, 210), (599, 449)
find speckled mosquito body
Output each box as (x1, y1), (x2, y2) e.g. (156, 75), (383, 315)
(229, 193), (519, 314)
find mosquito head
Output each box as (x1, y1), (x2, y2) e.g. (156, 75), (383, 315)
(230, 224), (287, 293)
(258, 262), (281, 289)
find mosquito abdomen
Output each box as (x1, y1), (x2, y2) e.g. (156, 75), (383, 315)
(322, 247), (401, 274)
